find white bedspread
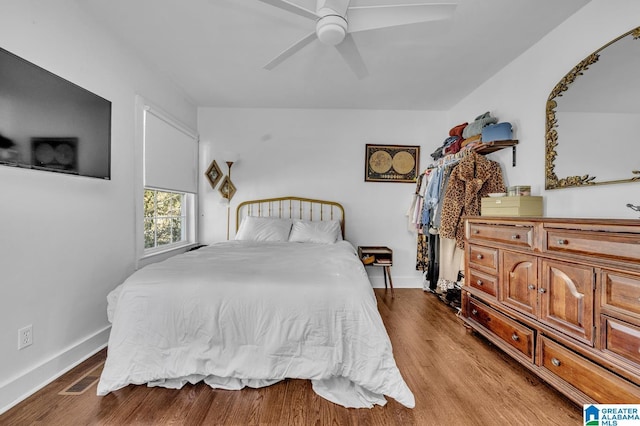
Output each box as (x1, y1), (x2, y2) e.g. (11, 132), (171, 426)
(97, 241), (415, 408)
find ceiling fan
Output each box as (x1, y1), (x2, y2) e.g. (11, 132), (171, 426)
(258, 0), (457, 79)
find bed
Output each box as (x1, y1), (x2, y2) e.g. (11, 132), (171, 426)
(97, 196), (415, 409)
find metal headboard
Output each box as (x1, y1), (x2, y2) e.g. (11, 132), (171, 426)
(236, 196), (345, 238)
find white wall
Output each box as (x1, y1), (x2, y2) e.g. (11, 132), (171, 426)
(447, 0), (640, 219)
(0, 0), (196, 413)
(198, 108), (447, 288)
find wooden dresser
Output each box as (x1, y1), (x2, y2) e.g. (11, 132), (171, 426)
(461, 216), (640, 404)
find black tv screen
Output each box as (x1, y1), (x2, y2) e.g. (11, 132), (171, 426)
(0, 47), (111, 179)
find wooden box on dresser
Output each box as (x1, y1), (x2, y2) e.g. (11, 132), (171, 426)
(461, 216), (640, 404)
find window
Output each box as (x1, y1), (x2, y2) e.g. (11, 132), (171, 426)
(144, 189), (186, 249)
(137, 97), (199, 259)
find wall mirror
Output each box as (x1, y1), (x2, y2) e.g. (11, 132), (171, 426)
(545, 26), (640, 190)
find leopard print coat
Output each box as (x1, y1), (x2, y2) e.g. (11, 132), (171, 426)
(439, 151), (506, 248)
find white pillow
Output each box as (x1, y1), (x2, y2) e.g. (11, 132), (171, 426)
(235, 216), (293, 242)
(288, 220), (342, 244)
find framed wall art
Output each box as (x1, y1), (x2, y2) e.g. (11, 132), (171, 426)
(218, 175), (237, 200)
(365, 144), (420, 183)
(205, 159), (223, 189)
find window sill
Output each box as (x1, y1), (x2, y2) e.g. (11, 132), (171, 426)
(139, 242), (200, 267)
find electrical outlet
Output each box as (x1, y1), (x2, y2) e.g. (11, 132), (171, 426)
(18, 325), (33, 350)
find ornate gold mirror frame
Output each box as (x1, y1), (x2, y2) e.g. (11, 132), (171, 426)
(545, 26), (640, 190)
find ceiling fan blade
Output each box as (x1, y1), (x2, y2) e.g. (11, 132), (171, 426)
(258, 0), (318, 20)
(317, 0), (349, 16)
(263, 31), (317, 70)
(347, 3), (457, 33)
(334, 34), (368, 79)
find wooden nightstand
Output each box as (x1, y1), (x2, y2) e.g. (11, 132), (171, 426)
(358, 246), (394, 297)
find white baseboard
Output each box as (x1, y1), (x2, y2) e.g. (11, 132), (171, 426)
(0, 325), (111, 415)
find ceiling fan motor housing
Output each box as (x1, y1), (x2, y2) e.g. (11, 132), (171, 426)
(316, 14), (348, 45)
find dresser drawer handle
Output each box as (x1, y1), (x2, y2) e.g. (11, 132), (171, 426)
(476, 280), (483, 286)
(471, 309), (478, 316)
(472, 229), (479, 234)
(557, 239), (568, 245)
(511, 333), (519, 342)
(551, 358), (561, 367)
(476, 254), (483, 260)
(538, 288), (547, 294)
(527, 284), (535, 290)
(511, 234), (520, 240)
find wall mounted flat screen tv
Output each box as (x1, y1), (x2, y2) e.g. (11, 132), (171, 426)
(0, 47), (111, 179)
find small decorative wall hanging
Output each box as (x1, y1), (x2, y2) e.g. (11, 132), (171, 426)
(365, 144), (420, 183)
(205, 159), (223, 189)
(219, 175), (237, 200)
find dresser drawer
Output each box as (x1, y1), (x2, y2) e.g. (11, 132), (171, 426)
(467, 268), (498, 298)
(468, 298), (534, 361)
(601, 316), (640, 368)
(545, 228), (640, 264)
(539, 336), (640, 403)
(467, 222), (534, 250)
(602, 270), (640, 319)
(468, 245), (498, 273)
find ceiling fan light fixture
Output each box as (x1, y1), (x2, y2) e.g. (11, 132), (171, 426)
(260, 0), (458, 78)
(316, 15), (347, 46)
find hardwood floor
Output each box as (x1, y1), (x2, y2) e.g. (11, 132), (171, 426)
(0, 289), (582, 425)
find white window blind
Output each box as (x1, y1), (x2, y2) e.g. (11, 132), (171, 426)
(144, 107), (198, 193)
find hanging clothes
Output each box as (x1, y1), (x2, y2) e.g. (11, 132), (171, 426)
(411, 152), (464, 289)
(421, 167), (442, 228)
(431, 162), (456, 231)
(407, 169), (430, 232)
(436, 237), (464, 294)
(415, 233), (429, 272)
(414, 153), (464, 233)
(439, 150), (506, 249)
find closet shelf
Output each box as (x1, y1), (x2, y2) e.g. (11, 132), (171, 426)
(473, 139), (518, 154)
(473, 140), (518, 166)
